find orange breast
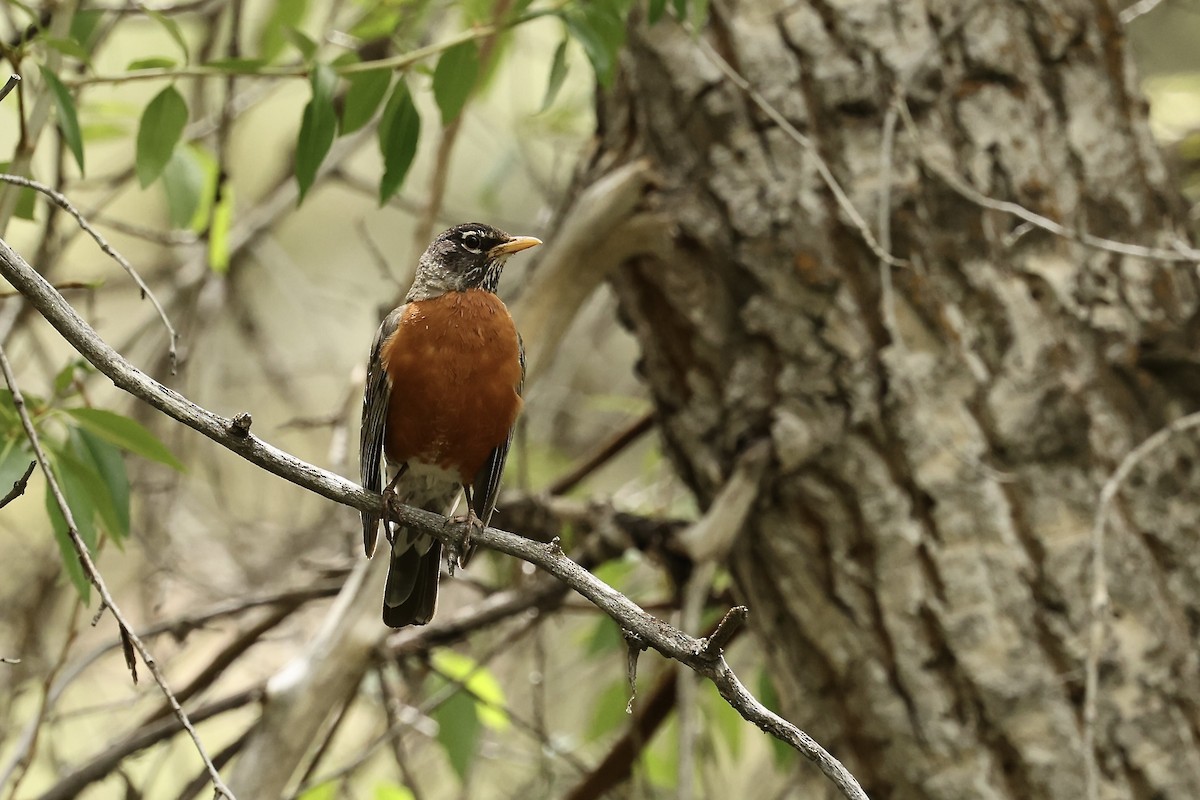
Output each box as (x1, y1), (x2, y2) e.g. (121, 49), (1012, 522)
(380, 290), (523, 483)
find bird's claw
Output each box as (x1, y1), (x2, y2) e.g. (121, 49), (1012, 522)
(382, 486), (399, 545)
(443, 509), (483, 573)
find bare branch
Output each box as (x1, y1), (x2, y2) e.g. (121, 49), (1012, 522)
(35, 689), (261, 800)
(0, 74), (19, 105)
(1120, 0), (1166, 24)
(0, 346), (234, 800)
(0, 237), (868, 800)
(0, 459), (35, 508)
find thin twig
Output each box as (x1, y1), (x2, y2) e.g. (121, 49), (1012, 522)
(548, 412), (654, 496)
(0, 601), (83, 800)
(0, 174), (179, 369)
(687, 23), (903, 268)
(1082, 408), (1200, 800)
(0, 347), (234, 799)
(35, 688), (261, 800)
(1120, 0), (1166, 24)
(0, 75), (20, 104)
(65, 7), (565, 87)
(0, 460), (35, 508)
(410, 0), (513, 262)
(893, 104), (1200, 264)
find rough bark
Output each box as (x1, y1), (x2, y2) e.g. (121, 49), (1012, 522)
(585, 1), (1200, 797)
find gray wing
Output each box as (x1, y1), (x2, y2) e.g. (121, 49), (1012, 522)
(360, 307), (404, 557)
(470, 334), (524, 526)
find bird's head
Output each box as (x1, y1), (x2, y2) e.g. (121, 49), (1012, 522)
(407, 223), (541, 301)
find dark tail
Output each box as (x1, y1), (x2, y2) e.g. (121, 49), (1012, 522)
(382, 537), (442, 627)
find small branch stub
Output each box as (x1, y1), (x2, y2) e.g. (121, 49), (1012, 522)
(229, 412), (253, 437)
(0, 460), (35, 509)
(699, 605), (748, 660)
(0, 74), (19, 105)
(623, 629), (648, 714)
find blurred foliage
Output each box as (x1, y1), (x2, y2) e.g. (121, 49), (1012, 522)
(0, 361), (180, 602)
(4, 0), (710, 226)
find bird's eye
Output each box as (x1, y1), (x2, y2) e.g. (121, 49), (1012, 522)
(461, 232), (482, 253)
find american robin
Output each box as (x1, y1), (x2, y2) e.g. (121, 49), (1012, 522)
(360, 223), (541, 627)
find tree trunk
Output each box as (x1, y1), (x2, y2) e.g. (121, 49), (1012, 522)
(587, 1), (1200, 797)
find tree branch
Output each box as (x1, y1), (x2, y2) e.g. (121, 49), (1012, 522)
(0, 459), (34, 508)
(0, 236), (869, 800)
(0, 345), (235, 800)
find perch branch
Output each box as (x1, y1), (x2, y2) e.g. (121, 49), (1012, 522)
(0, 237), (868, 800)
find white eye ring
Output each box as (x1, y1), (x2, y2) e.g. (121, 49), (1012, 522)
(461, 232), (482, 253)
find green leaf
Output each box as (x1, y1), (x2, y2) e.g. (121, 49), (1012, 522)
(540, 37), (570, 112)
(259, 0), (309, 62)
(377, 80), (420, 204)
(562, 3), (626, 87)
(136, 85), (189, 188)
(0, 162), (38, 220)
(62, 408), (184, 471)
(162, 144), (217, 230)
(39, 67), (84, 173)
(53, 359), (88, 398)
(648, 0), (667, 24)
(127, 57), (177, 71)
(0, 440), (32, 502)
(52, 435), (124, 549)
(73, 428), (130, 545)
(209, 181), (234, 273)
(433, 651), (509, 731)
(295, 64), (337, 202)
(286, 28), (318, 62)
(44, 445), (100, 593)
(43, 36), (92, 65)
(295, 782), (336, 800)
(0, 390), (16, 429)
(45, 480), (90, 603)
(588, 680), (631, 741)
(68, 9), (106, 51)
(349, 8), (400, 40)
(583, 615), (622, 658)
(147, 8), (189, 62)
(372, 785), (415, 800)
(205, 57), (268, 74)
(341, 69), (391, 136)
(642, 715), (679, 789)
(435, 689), (480, 782)
(432, 41), (479, 126)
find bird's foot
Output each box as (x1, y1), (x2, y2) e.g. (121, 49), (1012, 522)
(381, 485), (400, 546)
(443, 509), (483, 574)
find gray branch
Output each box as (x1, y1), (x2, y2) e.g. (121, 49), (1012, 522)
(0, 234), (868, 800)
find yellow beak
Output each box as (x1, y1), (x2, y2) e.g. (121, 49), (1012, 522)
(489, 235), (542, 257)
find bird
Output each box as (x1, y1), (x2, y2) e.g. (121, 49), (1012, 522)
(360, 223), (540, 627)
